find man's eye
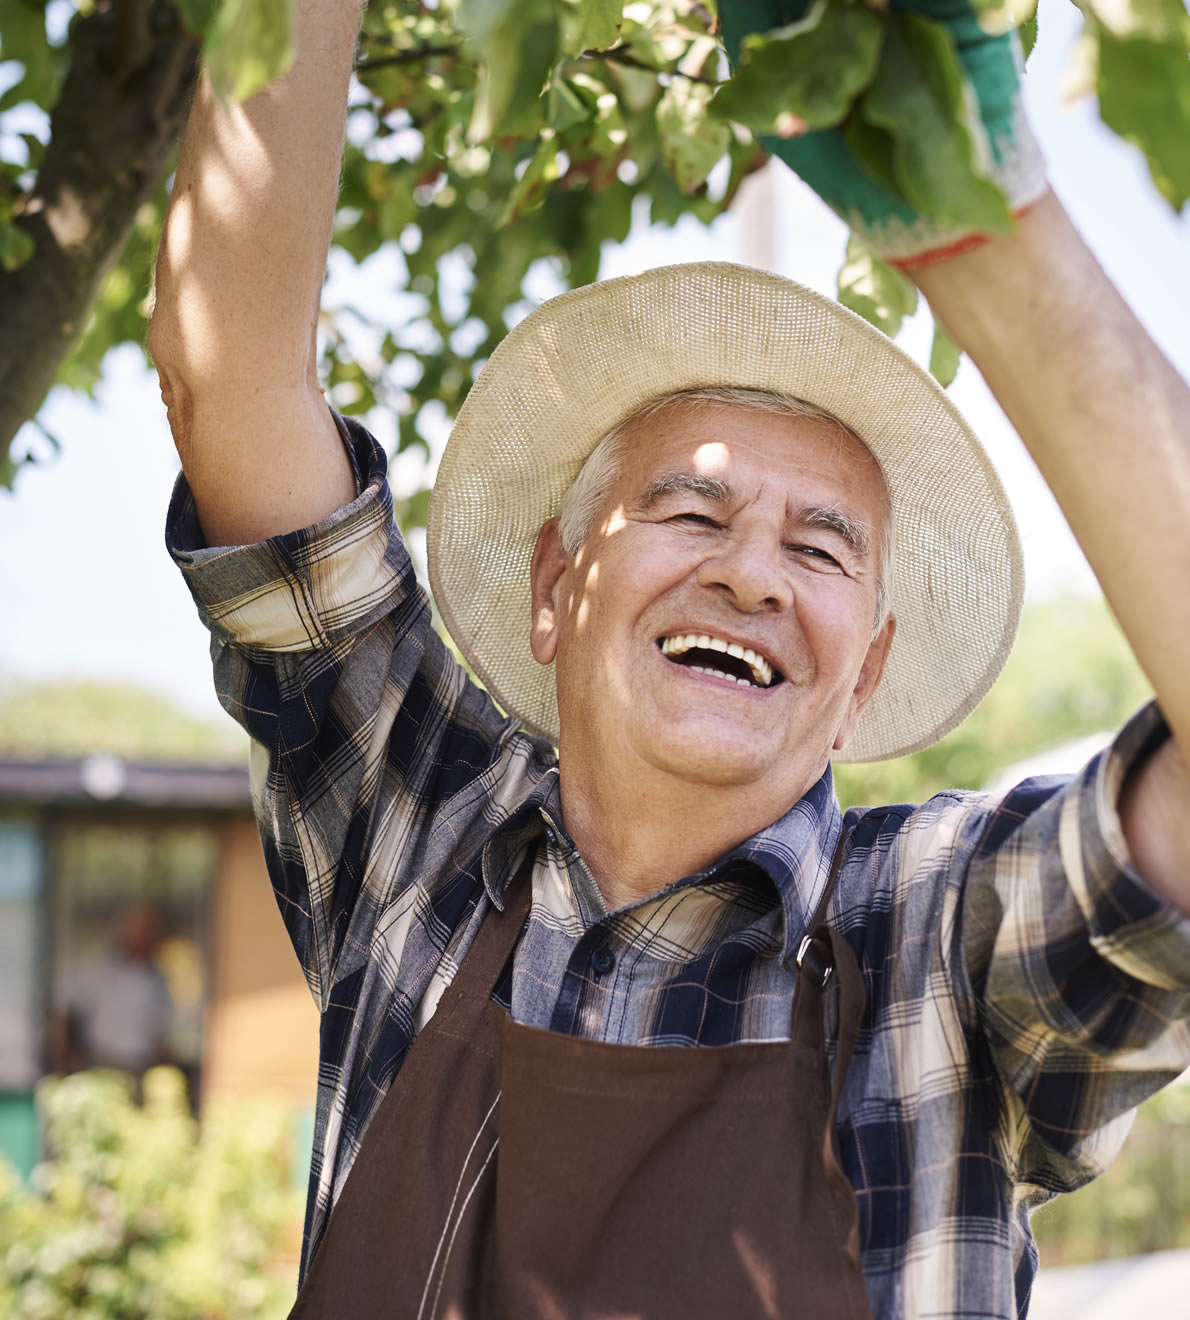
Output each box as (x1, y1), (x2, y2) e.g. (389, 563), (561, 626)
(790, 544), (841, 567)
(671, 512), (719, 528)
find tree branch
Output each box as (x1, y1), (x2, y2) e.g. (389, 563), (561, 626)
(116, 0), (153, 79)
(355, 45), (461, 75)
(584, 46), (723, 87)
(0, 0), (199, 460)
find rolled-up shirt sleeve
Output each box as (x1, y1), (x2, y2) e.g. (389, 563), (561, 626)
(166, 412), (408, 651)
(165, 412), (511, 1006)
(961, 701), (1190, 1191)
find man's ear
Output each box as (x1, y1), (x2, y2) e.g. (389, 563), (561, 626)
(530, 518), (569, 666)
(833, 614), (896, 752)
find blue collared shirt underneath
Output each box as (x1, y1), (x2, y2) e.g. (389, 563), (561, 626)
(166, 414), (1190, 1319)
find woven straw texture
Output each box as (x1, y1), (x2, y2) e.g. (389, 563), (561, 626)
(427, 262), (1024, 763)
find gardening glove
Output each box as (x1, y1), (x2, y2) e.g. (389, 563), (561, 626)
(719, 0), (1049, 268)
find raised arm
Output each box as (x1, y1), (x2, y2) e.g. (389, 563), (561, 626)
(150, 0), (359, 547)
(720, 1), (1190, 913)
(913, 198), (1190, 912)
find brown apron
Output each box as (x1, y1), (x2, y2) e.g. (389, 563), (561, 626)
(290, 842), (872, 1320)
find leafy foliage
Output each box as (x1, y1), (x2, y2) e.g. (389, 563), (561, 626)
(712, 0), (884, 134)
(320, 0), (760, 457)
(1080, 0), (1190, 209)
(0, 1068), (302, 1319)
(1, 0), (1188, 491)
(836, 233), (920, 336)
(201, 0), (297, 103)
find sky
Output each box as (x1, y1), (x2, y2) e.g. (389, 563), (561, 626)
(0, 0), (1187, 727)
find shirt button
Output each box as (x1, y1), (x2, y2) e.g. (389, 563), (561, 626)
(590, 946), (615, 976)
(544, 827), (557, 844)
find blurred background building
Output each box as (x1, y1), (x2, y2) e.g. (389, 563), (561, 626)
(0, 687), (317, 1186)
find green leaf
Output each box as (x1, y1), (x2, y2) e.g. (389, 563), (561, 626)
(929, 317), (960, 386)
(843, 111), (902, 196)
(1083, 0), (1190, 44)
(575, 73), (630, 159)
(1096, 26), (1190, 210)
(203, 0), (297, 102)
(549, 75), (595, 133)
(657, 81), (730, 193)
(857, 13), (1015, 233)
(19, 132), (46, 172)
(463, 0), (557, 142)
(557, 0), (623, 57)
(0, 0), (67, 111)
(0, 217), (34, 271)
(712, 0), (884, 133)
(499, 136), (561, 225)
(177, 0), (220, 39)
(1019, 11), (1039, 60)
(837, 235), (918, 337)
(969, 0), (1037, 40)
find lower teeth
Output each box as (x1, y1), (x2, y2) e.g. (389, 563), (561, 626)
(689, 665), (755, 687)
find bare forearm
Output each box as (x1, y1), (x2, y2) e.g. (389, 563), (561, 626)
(914, 194), (1190, 908)
(913, 194), (1190, 753)
(152, 0), (361, 544)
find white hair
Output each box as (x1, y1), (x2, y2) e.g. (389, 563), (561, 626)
(557, 386), (896, 632)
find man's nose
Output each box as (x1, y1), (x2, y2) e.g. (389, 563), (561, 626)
(695, 529), (793, 613)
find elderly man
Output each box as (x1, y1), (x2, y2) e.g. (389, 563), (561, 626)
(152, 0), (1190, 1315)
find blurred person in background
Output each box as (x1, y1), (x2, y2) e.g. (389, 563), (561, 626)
(54, 901), (173, 1080)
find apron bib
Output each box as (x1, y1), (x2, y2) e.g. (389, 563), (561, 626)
(291, 844), (872, 1319)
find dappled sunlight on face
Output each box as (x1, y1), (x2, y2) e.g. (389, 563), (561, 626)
(691, 440), (730, 476)
(570, 557), (599, 634)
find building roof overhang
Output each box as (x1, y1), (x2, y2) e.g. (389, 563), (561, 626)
(0, 755), (252, 811)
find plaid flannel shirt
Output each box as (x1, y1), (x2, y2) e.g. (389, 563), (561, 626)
(167, 413), (1190, 1318)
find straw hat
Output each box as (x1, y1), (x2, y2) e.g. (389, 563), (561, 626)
(427, 262), (1023, 763)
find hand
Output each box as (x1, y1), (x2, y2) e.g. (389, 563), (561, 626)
(719, 0), (1049, 268)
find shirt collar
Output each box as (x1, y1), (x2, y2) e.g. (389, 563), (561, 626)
(700, 765), (844, 965)
(481, 764), (564, 908)
(483, 761), (844, 964)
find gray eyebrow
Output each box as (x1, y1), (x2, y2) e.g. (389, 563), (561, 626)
(639, 471), (734, 507)
(637, 477), (872, 558)
(798, 505), (873, 557)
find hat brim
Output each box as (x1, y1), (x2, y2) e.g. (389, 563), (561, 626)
(427, 262), (1023, 763)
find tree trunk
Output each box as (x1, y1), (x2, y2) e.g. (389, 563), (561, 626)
(0, 0), (198, 464)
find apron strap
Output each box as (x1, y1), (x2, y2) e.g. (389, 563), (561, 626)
(790, 829), (867, 1270)
(435, 847), (537, 1015)
(814, 925), (865, 1268)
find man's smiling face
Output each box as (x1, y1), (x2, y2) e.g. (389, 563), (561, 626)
(529, 399), (896, 811)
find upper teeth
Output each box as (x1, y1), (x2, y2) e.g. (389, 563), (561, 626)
(661, 634), (773, 688)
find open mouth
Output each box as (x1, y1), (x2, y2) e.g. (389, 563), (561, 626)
(658, 633), (783, 690)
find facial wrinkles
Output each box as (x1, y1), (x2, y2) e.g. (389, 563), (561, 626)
(570, 407), (884, 667)
(795, 503), (872, 560)
(540, 405), (898, 827)
(638, 469), (868, 554)
(653, 473), (875, 598)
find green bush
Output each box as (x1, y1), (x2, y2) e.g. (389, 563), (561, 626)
(0, 1069), (302, 1319)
